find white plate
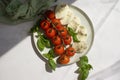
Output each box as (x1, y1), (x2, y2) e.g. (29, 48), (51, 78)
(32, 5), (94, 64)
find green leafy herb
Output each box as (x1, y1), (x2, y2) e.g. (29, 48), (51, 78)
(30, 26), (39, 33)
(36, 32), (51, 51)
(37, 38), (45, 51)
(43, 49), (56, 71)
(67, 27), (80, 42)
(48, 58), (56, 70)
(40, 35), (51, 48)
(43, 49), (55, 59)
(73, 34), (80, 42)
(77, 56), (93, 80)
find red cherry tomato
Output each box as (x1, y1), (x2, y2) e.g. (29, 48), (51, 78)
(40, 20), (50, 30)
(54, 45), (65, 55)
(59, 27), (68, 37)
(55, 24), (64, 30)
(58, 54), (70, 64)
(45, 10), (55, 19)
(51, 19), (61, 26)
(66, 47), (76, 57)
(45, 28), (56, 38)
(63, 35), (72, 45)
(52, 36), (62, 46)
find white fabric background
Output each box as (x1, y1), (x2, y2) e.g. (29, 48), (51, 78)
(0, 0), (120, 80)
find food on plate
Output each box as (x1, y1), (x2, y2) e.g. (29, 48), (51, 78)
(45, 10), (55, 19)
(55, 4), (87, 53)
(58, 54), (70, 64)
(63, 35), (72, 45)
(52, 36), (62, 46)
(66, 46), (76, 57)
(54, 45), (65, 55)
(40, 20), (50, 30)
(59, 27), (68, 37)
(72, 41), (87, 53)
(51, 18), (61, 26)
(32, 4), (88, 65)
(45, 28), (56, 38)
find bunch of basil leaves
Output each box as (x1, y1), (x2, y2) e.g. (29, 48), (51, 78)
(0, 0), (56, 24)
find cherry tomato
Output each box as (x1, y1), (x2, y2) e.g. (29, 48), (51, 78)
(45, 10), (55, 19)
(63, 35), (72, 45)
(52, 36), (62, 46)
(66, 47), (76, 57)
(40, 20), (50, 30)
(45, 28), (56, 38)
(59, 27), (68, 37)
(54, 45), (65, 55)
(58, 54), (70, 64)
(55, 24), (64, 30)
(51, 19), (61, 26)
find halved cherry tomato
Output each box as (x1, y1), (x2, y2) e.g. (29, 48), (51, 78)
(51, 18), (61, 26)
(59, 27), (68, 37)
(54, 45), (64, 55)
(66, 47), (76, 57)
(52, 36), (62, 46)
(45, 10), (55, 19)
(58, 54), (70, 64)
(45, 28), (56, 38)
(40, 20), (50, 30)
(63, 35), (72, 45)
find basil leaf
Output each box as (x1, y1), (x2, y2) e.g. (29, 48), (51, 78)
(77, 56), (92, 80)
(48, 49), (55, 58)
(43, 49), (55, 59)
(73, 34), (80, 42)
(67, 27), (80, 42)
(37, 38), (45, 51)
(67, 27), (76, 36)
(30, 26), (39, 33)
(41, 35), (51, 48)
(48, 59), (56, 71)
(79, 70), (89, 80)
(80, 56), (88, 63)
(43, 53), (50, 59)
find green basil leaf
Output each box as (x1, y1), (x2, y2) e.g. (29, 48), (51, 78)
(43, 53), (51, 59)
(37, 38), (45, 51)
(79, 70), (89, 80)
(48, 59), (56, 70)
(67, 27), (76, 36)
(67, 27), (80, 42)
(40, 35), (51, 48)
(80, 56), (88, 63)
(88, 64), (93, 70)
(43, 49), (55, 59)
(49, 49), (55, 58)
(30, 26), (39, 33)
(73, 34), (80, 42)
(77, 56), (92, 80)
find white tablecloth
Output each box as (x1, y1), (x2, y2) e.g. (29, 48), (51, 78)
(0, 0), (120, 80)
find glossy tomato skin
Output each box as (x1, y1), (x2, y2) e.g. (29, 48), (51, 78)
(58, 54), (70, 64)
(66, 47), (76, 57)
(63, 35), (72, 45)
(40, 20), (50, 30)
(55, 24), (64, 30)
(45, 10), (55, 19)
(52, 36), (62, 46)
(59, 27), (68, 37)
(51, 18), (61, 26)
(54, 45), (64, 55)
(45, 28), (56, 38)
